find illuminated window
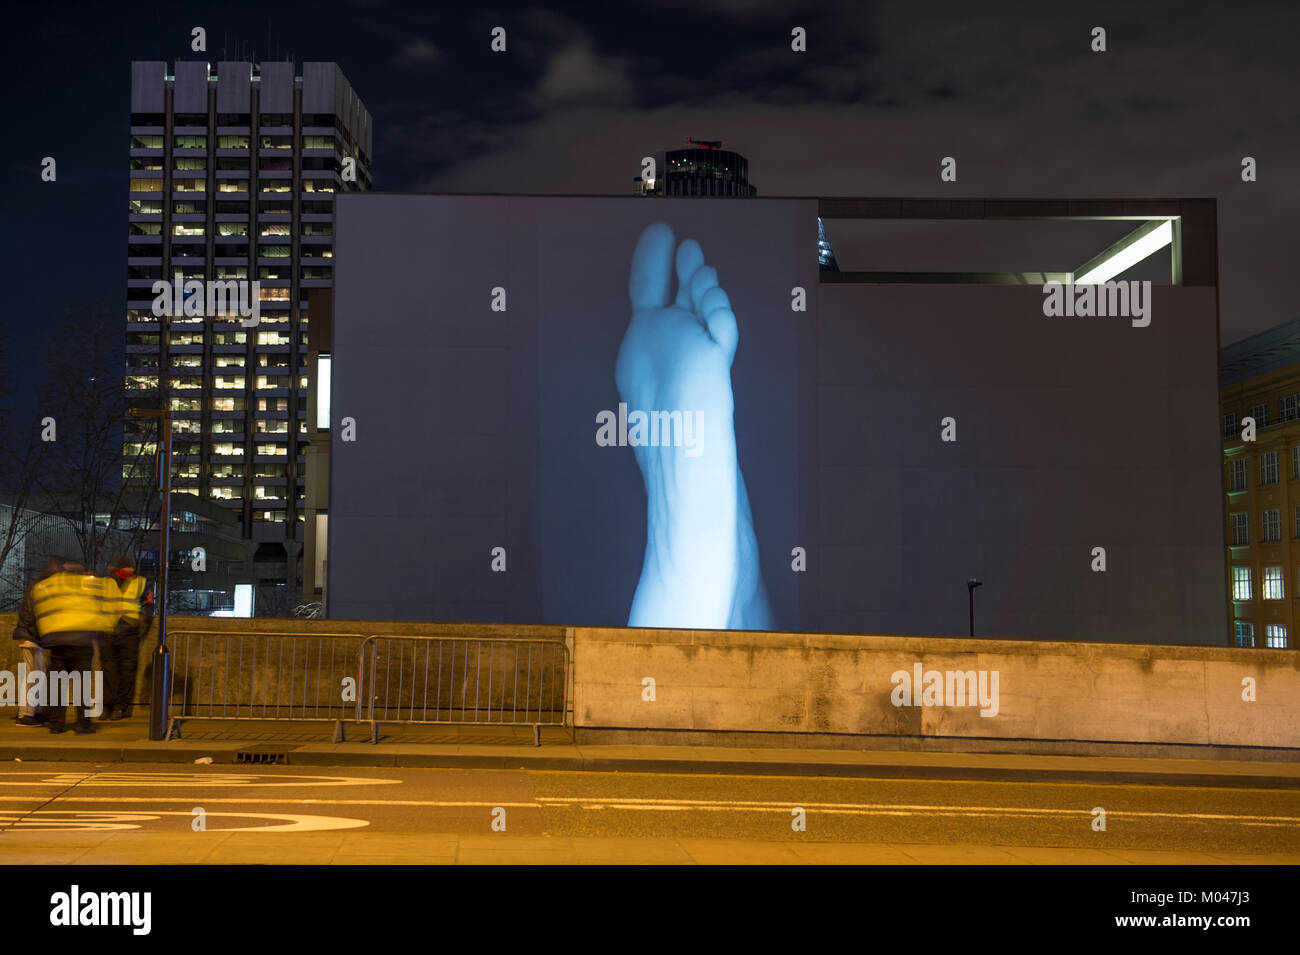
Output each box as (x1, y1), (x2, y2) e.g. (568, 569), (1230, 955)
(130, 178), (163, 193)
(213, 376), (245, 390)
(174, 179), (206, 192)
(1232, 566), (1252, 601)
(212, 443), (244, 457)
(316, 355), (331, 429)
(1266, 625), (1288, 649)
(1230, 512), (1248, 546)
(1264, 566), (1284, 600)
(1234, 621), (1255, 647)
(218, 179), (250, 193)
(130, 135), (164, 149)
(218, 223), (248, 237)
(172, 224), (205, 237)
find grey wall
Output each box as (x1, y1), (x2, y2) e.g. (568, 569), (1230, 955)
(803, 283), (1224, 643)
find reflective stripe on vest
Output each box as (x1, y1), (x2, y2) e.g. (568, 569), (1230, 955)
(31, 573), (121, 637)
(118, 575), (147, 621)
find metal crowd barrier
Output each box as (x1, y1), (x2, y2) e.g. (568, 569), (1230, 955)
(358, 634), (572, 745)
(165, 630), (365, 742)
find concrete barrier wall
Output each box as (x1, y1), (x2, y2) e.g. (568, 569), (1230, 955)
(572, 628), (1300, 752)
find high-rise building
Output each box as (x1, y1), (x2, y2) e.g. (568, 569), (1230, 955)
(633, 140), (839, 269)
(125, 60), (372, 613)
(1220, 318), (1300, 649)
(634, 139), (756, 197)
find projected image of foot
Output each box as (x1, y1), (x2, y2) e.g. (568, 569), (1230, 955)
(617, 222), (772, 630)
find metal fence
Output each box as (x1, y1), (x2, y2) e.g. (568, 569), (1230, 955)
(166, 630), (365, 742)
(160, 629), (572, 746)
(358, 635), (571, 744)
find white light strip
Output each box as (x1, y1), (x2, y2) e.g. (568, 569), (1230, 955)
(1074, 219), (1173, 285)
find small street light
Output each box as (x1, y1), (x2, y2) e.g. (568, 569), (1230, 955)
(967, 578), (983, 638)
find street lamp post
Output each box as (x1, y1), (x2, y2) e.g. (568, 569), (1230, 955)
(967, 578), (983, 638)
(129, 407), (172, 740)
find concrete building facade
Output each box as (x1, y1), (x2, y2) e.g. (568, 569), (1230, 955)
(125, 60), (371, 614)
(1220, 318), (1300, 648)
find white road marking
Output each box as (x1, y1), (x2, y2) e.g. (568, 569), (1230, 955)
(0, 794), (1292, 826)
(0, 810), (369, 832)
(0, 772), (401, 787)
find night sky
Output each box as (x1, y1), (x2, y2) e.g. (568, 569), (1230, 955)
(1, 0), (1296, 432)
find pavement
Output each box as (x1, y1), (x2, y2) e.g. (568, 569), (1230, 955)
(3, 713), (1300, 790)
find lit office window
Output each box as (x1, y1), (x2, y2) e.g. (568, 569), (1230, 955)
(1263, 509), (1281, 542)
(1266, 625), (1288, 649)
(1231, 512), (1248, 546)
(1229, 459), (1247, 491)
(316, 355), (331, 429)
(1234, 621), (1255, 647)
(1232, 566), (1253, 601)
(1264, 566), (1285, 600)
(1261, 451), (1279, 485)
(314, 514), (328, 588)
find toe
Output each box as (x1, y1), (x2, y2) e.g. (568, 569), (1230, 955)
(700, 283), (738, 362)
(629, 222), (676, 311)
(674, 240), (704, 309)
(688, 265), (719, 315)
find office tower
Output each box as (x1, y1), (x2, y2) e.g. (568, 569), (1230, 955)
(125, 60), (372, 613)
(633, 140), (838, 270)
(633, 139), (757, 197)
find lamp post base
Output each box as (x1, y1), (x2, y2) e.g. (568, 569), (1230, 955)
(148, 643), (171, 741)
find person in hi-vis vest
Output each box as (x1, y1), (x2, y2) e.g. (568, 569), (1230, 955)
(103, 555), (154, 721)
(31, 558), (120, 734)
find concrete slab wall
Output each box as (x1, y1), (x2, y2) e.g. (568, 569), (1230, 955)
(572, 628), (1300, 751)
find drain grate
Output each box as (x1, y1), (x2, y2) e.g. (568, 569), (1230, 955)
(235, 746), (289, 765)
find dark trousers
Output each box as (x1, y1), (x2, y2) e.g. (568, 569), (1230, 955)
(47, 644), (95, 727)
(102, 634), (141, 715)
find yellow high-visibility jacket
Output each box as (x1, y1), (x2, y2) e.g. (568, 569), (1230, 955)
(32, 572), (121, 645)
(117, 574), (147, 621)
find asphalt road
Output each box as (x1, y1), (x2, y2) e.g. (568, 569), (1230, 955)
(1, 761), (1296, 864)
